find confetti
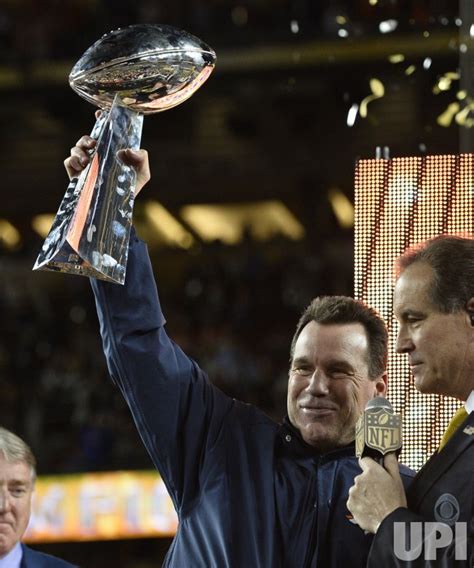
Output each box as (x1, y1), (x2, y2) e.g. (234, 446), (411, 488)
(455, 101), (474, 126)
(437, 102), (460, 127)
(359, 78), (384, 118)
(423, 57), (432, 69)
(379, 20), (398, 34)
(388, 54), (405, 63)
(347, 104), (359, 127)
(405, 65), (416, 76)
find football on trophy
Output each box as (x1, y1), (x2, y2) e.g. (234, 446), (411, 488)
(69, 24), (216, 114)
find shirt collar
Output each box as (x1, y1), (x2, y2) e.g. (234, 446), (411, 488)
(0, 542), (23, 568)
(465, 390), (474, 414)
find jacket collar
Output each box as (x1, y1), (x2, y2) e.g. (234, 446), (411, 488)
(277, 416), (356, 461)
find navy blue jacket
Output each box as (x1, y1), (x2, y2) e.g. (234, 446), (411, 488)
(91, 234), (414, 567)
(21, 544), (77, 567)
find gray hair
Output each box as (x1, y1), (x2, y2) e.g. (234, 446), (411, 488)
(0, 427), (36, 482)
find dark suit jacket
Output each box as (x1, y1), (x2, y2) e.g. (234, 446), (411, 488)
(367, 411), (474, 567)
(21, 544), (77, 568)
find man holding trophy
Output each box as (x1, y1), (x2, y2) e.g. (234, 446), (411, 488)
(54, 23), (416, 567)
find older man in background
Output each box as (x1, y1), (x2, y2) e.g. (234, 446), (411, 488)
(0, 427), (77, 567)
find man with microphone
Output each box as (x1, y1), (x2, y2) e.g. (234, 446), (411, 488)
(347, 235), (474, 566)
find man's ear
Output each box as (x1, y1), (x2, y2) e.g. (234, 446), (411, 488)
(466, 297), (474, 327)
(375, 372), (388, 397)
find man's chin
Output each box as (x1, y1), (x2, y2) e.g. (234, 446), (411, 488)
(414, 374), (437, 394)
(300, 425), (336, 450)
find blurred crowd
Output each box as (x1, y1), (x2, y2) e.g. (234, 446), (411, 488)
(0, 232), (352, 475)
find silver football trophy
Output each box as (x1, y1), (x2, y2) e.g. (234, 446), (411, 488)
(33, 24), (216, 283)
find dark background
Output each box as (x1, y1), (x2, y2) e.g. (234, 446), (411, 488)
(0, 0), (468, 565)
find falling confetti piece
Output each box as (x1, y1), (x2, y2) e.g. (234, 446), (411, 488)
(423, 57), (432, 69)
(433, 71), (460, 94)
(379, 19), (398, 34)
(336, 15), (347, 25)
(290, 20), (299, 33)
(437, 102), (460, 127)
(388, 54), (405, 63)
(370, 78), (384, 97)
(455, 101), (474, 126)
(457, 90), (467, 100)
(347, 104), (359, 127)
(338, 29), (349, 38)
(369, 0), (378, 5)
(359, 79), (385, 118)
(405, 65), (416, 76)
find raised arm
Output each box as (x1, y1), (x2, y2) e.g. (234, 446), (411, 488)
(65, 135), (234, 514)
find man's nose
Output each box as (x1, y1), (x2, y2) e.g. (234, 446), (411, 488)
(0, 490), (11, 514)
(306, 369), (329, 396)
(396, 326), (414, 354)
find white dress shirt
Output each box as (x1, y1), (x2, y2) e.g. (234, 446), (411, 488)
(0, 542), (22, 568)
(465, 390), (474, 414)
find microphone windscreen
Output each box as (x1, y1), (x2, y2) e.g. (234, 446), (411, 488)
(355, 396), (402, 460)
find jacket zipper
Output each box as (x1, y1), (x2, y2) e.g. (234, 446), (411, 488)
(303, 459), (319, 568)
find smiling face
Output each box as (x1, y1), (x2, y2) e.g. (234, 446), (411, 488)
(287, 321), (387, 452)
(0, 453), (33, 558)
(394, 262), (474, 400)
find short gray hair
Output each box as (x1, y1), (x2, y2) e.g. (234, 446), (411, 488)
(0, 427), (36, 482)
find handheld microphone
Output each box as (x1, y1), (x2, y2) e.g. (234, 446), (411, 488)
(355, 397), (402, 461)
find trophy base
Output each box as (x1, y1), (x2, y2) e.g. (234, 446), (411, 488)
(35, 240), (123, 283)
(33, 95), (143, 285)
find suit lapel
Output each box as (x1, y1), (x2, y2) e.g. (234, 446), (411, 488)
(408, 411), (474, 510)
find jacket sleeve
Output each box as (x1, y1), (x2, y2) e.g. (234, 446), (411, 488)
(367, 506), (473, 567)
(90, 232), (235, 515)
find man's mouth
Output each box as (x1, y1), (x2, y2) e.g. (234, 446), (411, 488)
(299, 405), (337, 416)
(410, 361), (424, 372)
(0, 521), (13, 530)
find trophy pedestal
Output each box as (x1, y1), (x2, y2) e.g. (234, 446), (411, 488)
(33, 96), (143, 284)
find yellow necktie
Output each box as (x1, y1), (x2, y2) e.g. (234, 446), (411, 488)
(438, 406), (468, 451)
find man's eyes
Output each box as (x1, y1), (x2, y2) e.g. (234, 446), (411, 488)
(328, 369), (350, 378)
(10, 487), (28, 497)
(292, 366), (312, 375)
(292, 366), (350, 377)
